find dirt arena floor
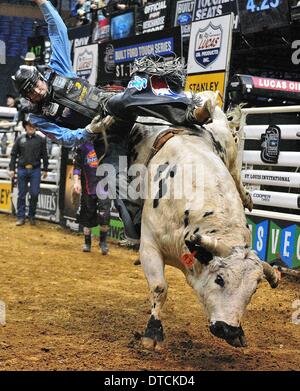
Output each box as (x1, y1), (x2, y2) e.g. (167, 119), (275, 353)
(0, 214), (299, 371)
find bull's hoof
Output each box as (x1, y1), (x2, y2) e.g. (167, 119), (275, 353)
(244, 192), (253, 212)
(143, 315), (164, 351)
(226, 334), (248, 348)
(141, 337), (165, 351)
(142, 337), (156, 350)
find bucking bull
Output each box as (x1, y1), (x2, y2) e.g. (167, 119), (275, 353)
(128, 95), (280, 349)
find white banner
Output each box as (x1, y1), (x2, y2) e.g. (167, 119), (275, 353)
(244, 124), (300, 140)
(242, 170), (300, 188)
(251, 190), (300, 210)
(187, 13), (233, 74)
(73, 44), (98, 86)
(243, 151), (300, 167)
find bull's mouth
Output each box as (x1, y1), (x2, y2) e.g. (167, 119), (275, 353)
(209, 321), (248, 348)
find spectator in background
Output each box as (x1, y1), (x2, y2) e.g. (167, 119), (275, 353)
(23, 52), (36, 66)
(72, 0), (92, 24)
(0, 133), (8, 156)
(9, 119), (48, 226)
(103, 0), (142, 17)
(73, 141), (111, 255)
(6, 94), (16, 108)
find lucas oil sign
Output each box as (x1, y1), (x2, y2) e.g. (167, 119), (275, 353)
(195, 22), (222, 68)
(187, 14), (233, 74)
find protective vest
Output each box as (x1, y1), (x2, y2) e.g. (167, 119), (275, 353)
(41, 73), (104, 128)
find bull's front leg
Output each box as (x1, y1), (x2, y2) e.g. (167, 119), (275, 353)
(230, 164), (253, 211)
(227, 145), (253, 212)
(140, 240), (168, 351)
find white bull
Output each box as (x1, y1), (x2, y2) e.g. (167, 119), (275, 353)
(129, 100), (280, 349)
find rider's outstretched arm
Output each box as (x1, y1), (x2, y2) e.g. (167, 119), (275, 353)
(33, 0), (75, 77)
(29, 113), (93, 148)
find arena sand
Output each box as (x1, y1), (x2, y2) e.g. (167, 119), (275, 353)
(0, 214), (299, 371)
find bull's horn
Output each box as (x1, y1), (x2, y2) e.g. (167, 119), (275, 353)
(190, 234), (232, 258)
(262, 262), (280, 288)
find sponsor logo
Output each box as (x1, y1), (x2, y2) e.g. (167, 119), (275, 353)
(178, 13), (192, 25)
(76, 49), (94, 79)
(150, 76), (178, 97)
(86, 150), (98, 168)
(248, 218), (300, 269)
(127, 76), (147, 91)
(194, 22), (222, 68)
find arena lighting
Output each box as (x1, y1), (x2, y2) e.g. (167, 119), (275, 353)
(228, 74), (300, 103)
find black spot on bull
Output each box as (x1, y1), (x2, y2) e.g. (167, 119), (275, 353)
(208, 229), (218, 234)
(129, 129), (144, 150)
(154, 286), (165, 294)
(154, 162), (169, 182)
(185, 238), (213, 265)
(169, 165), (177, 178)
(144, 315), (164, 343)
(130, 148), (139, 163)
(184, 210), (189, 228)
(153, 164), (177, 208)
(153, 178), (168, 208)
(209, 133), (227, 163)
(203, 211), (214, 218)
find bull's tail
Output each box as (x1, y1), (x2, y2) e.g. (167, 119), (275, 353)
(226, 104), (247, 145)
(226, 104), (246, 132)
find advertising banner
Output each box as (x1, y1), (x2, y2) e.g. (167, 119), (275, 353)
(30, 185), (59, 222)
(92, 17), (110, 44)
(193, 0), (239, 30)
(63, 164), (79, 227)
(69, 23), (94, 59)
(187, 14), (233, 75)
(174, 0), (196, 39)
(98, 27), (181, 82)
(142, 0), (170, 34)
(27, 36), (45, 65)
(11, 184), (59, 222)
(247, 215), (300, 269)
(0, 180), (11, 213)
(73, 44), (99, 85)
(185, 71), (225, 104)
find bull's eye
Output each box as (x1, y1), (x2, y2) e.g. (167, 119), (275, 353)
(215, 275), (225, 287)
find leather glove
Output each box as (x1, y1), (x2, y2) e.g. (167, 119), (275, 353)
(85, 115), (115, 134)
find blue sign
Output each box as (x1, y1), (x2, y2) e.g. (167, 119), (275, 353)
(114, 37), (174, 64)
(254, 219), (269, 260)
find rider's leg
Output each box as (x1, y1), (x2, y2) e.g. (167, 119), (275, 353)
(97, 140), (141, 243)
(189, 90), (220, 125)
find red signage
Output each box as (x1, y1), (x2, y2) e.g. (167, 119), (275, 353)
(252, 77), (300, 93)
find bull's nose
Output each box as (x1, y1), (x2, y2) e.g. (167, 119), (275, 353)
(209, 321), (247, 348)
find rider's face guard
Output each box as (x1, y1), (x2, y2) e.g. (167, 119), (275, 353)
(20, 72), (41, 98)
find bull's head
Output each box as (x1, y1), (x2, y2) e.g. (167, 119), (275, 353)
(185, 234), (280, 348)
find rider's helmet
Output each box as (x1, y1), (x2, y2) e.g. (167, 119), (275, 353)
(12, 65), (47, 98)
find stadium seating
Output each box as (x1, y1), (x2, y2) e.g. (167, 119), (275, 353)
(0, 15), (44, 58)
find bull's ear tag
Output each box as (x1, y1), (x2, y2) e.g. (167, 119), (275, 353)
(180, 251), (196, 269)
(273, 266), (282, 281)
